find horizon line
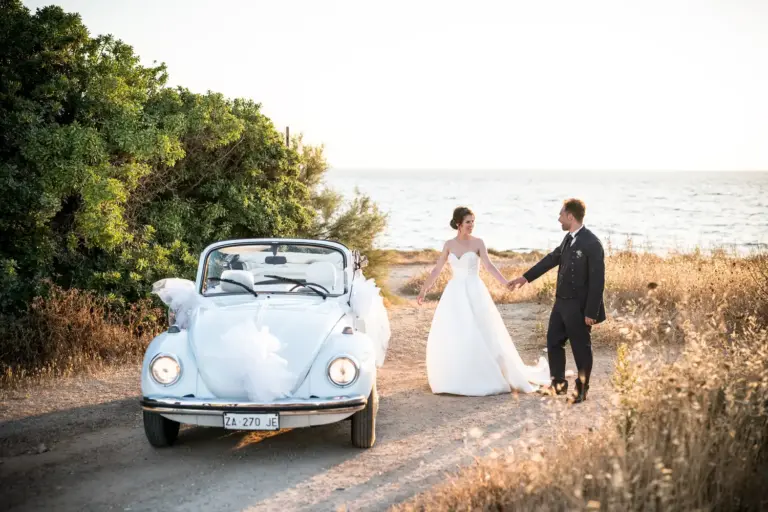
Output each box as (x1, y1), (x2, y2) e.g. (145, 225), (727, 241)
(327, 167), (768, 173)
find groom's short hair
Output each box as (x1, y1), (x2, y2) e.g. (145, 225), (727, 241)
(563, 198), (586, 222)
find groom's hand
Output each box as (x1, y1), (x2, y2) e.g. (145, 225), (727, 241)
(507, 276), (527, 290)
(585, 317), (596, 326)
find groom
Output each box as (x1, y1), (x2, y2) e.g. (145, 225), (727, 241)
(508, 199), (606, 404)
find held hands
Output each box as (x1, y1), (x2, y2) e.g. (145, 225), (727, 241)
(585, 317), (596, 326)
(506, 276), (528, 290)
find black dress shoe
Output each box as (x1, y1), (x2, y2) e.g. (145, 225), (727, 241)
(569, 380), (589, 404)
(541, 380), (568, 396)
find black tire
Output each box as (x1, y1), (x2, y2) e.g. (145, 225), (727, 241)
(351, 381), (378, 448)
(143, 411), (180, 447)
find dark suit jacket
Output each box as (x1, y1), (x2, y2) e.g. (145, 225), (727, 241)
(523, 227), (607, 323)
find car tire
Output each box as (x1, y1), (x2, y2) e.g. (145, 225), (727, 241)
(351, 381), (378, 448)
(143, 411), (180, 447)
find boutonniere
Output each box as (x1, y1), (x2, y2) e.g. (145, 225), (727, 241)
(576, 250), (583, 258)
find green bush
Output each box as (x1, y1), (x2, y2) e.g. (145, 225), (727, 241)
(0, 0), (386, 313)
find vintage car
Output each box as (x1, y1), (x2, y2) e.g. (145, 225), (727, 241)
(140, 238), (390, 449)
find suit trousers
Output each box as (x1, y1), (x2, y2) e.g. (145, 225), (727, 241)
(546, 297), (593, 386)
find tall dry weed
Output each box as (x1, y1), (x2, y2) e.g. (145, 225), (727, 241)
(0, 283), (164, 388)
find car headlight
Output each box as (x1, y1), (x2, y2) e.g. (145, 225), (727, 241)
(150, 354), (181, 386)
(327, 356), (359, 387)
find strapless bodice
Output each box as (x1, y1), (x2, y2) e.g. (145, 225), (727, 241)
(448, 251), (480, 279)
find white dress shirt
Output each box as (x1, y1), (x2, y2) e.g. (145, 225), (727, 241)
(570, 225), (585, 244)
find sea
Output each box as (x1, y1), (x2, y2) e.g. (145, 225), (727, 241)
(325, 169), (768, 255)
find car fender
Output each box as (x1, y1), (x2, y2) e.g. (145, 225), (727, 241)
(141, 330), (198, 398)
(300, 331), (377, 399)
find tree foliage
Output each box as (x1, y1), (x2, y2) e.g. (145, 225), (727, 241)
(0, 0), (386, 314)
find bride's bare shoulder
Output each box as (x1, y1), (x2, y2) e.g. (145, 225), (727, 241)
(470, 237), (487, 254)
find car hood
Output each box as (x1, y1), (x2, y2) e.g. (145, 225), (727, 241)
(188, 300), (346, 399)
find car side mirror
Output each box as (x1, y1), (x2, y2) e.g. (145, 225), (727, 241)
(168, 307), (176, 327)
(166, 308), (181, 333)
(353, 250), (368, 270)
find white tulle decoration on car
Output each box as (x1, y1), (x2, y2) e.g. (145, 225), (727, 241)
(152, 278), (295, 401)
(151, 278), (216, 329)
(220, 318), (295, 402)
(349, 271), (391, 367)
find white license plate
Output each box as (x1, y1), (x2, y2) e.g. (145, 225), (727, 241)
(223, 413), (280, 430)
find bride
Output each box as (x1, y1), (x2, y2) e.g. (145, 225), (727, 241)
(417, 207), (550, 396)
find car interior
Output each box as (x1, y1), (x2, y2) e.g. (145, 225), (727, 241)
(205, 245), (346, 296)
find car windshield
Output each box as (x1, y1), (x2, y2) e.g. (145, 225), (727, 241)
(202, 243), (346, 297)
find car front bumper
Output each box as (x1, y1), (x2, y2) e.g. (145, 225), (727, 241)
(140, 394), (368, 417)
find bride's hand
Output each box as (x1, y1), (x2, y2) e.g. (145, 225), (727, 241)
(417, 292), (425, 306)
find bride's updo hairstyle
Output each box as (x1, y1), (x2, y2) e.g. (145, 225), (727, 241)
(450, 206), (474, 230)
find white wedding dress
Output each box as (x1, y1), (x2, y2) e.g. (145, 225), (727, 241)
(426, 251), (551, 396)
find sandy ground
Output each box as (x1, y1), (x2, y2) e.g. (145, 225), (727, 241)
(0, 266), (615, 512)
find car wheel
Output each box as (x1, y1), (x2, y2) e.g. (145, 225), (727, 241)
(143, 411), (180, 447)
(351, 381), (378, 448)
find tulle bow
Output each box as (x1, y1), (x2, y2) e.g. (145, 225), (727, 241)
(349, 271), (391, 367)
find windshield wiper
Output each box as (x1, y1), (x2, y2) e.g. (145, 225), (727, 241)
(261, 275), (328, 299)
(207, 277), (259, 298)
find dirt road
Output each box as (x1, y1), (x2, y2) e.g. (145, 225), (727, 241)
(0, 269), (614, 511)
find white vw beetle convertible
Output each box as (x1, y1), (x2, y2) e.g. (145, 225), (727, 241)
(140, 238), (390, 449)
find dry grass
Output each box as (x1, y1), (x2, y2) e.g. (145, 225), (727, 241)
(596, 251), (768, 348)
(384, 249), (443, 265)
(402, 250), (767, 326)
(395, 253), (768, 511)
(487, 248), (547, 262)
(604, 250), (766, 321)
(0, 283), (165, 389)
(359, 248), (404, 307)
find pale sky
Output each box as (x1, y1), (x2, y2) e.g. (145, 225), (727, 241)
(22, 0), (768, 171)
